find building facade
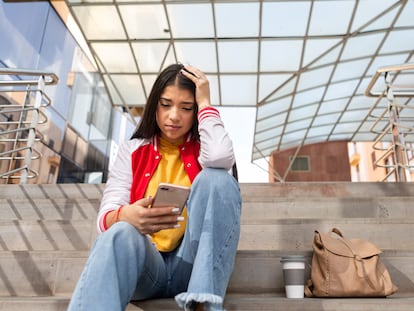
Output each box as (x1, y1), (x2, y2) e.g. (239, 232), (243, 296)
(0, 1), (135, 184)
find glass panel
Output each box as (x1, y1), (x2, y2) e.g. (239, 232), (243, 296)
(353, 133), (377, 141)
(396, 0), (414, 27)
(297, 66), (334, 90)
(120, 4), (169, 39)
(72, 6), (125, 39)
(218, 41), (258, 72)
(325, 79), (359, 101)
(260, 40), (302, 71)
(330, 133), (353, 140)
(332, 58), (371, 82)
(111, 75), (146, 106)
(256, 114), (287, 134)
(281, 129), (307, 146)
(220, 75), (257, 106)
(207, 74), (220, 106)
(262, 2), (310, 36)
(319, 98), (349, 114)
(141, 74), (158, 99)
(309, 45), (342, 69)
(69, 73), (93, 139)
(307, 125), (334, 138)
(303, 38), (341, 66)
(255, 137), (280, 152)
(92, 43), (136, 73)
(309, 1), (354, 35)
(90, 90), (111, 140)
(285, 118), (312, 133)
(103, 75), (123, 107)
(265, 77), (297, 102)
(381, 29), (414, 53)
(257, 99), (290, 119)
(333, 122), (361, 133)
(289, 105), (318, 122)
(258, 74), (292, 102)
(215, 2), (259, 37)
(313, 112), (341, 127)
(255, 127), (283, 144)
(363, 5), (400, 33)
(174, 42), (217, 71)
(167, 3), (214, 38)
(348, 95), (375, 110)
(340, 110), (368, 122)
(351, 0), (398, 32)
(293, 87), (325, 108)
(132, 42), (170, 72)
(305, 136), (329, 145)
(341, 33), (384, 60)
(369, 54), (409, 76)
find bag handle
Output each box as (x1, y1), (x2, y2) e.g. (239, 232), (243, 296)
(330, 227), (344, 238)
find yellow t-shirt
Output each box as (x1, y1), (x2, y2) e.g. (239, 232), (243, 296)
(144, 137), (191, 252)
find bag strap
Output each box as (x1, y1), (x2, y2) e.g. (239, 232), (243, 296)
(304, 279), (314, 298)
(330, 228), (367, 279)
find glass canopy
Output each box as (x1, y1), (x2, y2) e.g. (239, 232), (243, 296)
(64, 0), (414, 160)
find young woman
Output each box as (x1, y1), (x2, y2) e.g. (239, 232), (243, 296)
(67, 64), (241, 311)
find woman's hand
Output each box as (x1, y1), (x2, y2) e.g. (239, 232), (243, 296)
(181, 65), (211, 110)
(118, 197), (184, 235)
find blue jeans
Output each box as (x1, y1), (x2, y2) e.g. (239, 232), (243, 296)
(67, 168), (241, 311)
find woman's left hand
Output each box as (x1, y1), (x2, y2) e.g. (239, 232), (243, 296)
(181, 65), (211, 110)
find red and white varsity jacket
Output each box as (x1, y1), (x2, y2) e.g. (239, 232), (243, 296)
(97, 107), (235, 232)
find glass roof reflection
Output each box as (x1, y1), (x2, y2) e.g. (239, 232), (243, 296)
(65, 0), (414, 161)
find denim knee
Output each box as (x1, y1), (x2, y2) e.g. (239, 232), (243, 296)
(193, 167), (237, 191)
(98, 221), (146, 253)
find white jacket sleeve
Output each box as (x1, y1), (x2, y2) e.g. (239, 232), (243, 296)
(96, 140), (136, 232)
(197, 107), (235, 170)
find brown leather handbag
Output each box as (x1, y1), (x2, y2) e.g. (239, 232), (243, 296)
(305, 228), (398, 297)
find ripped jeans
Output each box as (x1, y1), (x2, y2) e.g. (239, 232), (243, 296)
(67, 168), (242, 311)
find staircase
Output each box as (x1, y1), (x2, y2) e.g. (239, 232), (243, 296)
(0, 182), (414, 310)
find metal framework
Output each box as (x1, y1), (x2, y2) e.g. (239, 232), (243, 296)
(0, 69), (58, 183)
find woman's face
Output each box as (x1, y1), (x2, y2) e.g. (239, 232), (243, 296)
(156, 85), (195, 144)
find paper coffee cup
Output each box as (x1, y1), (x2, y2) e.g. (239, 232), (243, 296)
(280, 256), (306, 298)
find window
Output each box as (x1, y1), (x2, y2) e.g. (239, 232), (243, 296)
(289, 156), (310, 172)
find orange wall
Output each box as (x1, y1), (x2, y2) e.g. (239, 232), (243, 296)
(269, 140), (351, 182)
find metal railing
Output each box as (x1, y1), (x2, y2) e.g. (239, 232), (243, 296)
(0, 68), (58, 184)
(365, 63), (414, 182)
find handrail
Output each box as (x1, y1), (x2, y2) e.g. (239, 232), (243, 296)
(365, 62), (414, 97)
(0, 68), (59, 86)
(365, 63), (414, 182)
(0, 68), (58, 184)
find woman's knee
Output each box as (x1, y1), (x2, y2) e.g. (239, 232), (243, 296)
(193, 167), (238, 191)
(97, 221), (147, 252)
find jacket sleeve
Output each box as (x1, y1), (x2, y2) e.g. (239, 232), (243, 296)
(197, 107), (235, 170)
(96, 140), (134, 233)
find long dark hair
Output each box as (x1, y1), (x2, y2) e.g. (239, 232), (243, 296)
(131, 63), (199, 140)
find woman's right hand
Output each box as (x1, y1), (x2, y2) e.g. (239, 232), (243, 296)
(117, 197), (183, 234)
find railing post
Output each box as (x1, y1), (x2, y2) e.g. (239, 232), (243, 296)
(385, 72), (407, 182)
(20, 76), (45, 184)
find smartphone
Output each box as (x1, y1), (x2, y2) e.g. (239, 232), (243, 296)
(152, 183), (190, 214)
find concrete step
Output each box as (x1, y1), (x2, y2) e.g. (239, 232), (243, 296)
(1, 182), (414, 310)
(1, 249), (413, 297)
(0, 183), (104, 200)
(239, 182), (414, 199)
(1, 293), (414, 311)
(2, 195), (414, 222)
(2, 219), (414, 252)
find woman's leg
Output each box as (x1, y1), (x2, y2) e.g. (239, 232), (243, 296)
(67, 222), (167, 311)
(173, 168), (242, 311)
